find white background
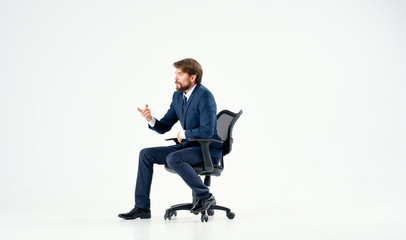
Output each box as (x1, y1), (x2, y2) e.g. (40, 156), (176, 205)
(1, 0), (406, 239)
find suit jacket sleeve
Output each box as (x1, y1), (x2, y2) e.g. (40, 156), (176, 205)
(149, 93), (179, 134)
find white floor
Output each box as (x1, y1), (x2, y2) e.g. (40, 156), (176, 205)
(1, 200), (405, 240)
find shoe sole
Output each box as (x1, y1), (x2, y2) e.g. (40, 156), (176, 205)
(119, 214), (151, 220)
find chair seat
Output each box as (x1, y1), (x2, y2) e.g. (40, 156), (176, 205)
(165, 163), (223, 177)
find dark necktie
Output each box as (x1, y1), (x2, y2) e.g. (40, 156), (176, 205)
(182, 95), (187, 113)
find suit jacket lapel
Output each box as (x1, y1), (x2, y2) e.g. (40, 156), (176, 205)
(182, 84), (200, 129)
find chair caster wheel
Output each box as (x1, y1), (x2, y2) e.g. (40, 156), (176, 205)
(227, 212), (235, 219)
(164, 212), (170, 220)
(207, 209), (215, 216)
(201, 214), (209, 222)
(164, 211), (177, 220)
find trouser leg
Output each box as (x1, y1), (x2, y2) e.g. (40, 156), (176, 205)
(134, 146), (177, 209)
(166, 147), (213, 200)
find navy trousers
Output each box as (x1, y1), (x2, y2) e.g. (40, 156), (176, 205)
(134, 146), (219, 209)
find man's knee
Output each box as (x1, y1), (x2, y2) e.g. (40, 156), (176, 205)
(166, 152), (182, 169)
(139, 148), (154, 164)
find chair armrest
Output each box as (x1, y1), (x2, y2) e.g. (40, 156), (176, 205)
(165, 138), (180, 145)
(189, 138), (223, 144)
(189, 138), (223, 174)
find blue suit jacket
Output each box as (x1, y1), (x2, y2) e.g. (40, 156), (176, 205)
(149, 84), (223, 159)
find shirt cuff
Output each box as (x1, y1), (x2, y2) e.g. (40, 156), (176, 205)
(179, 130), (186, 140)
(148, 117), (156, 127)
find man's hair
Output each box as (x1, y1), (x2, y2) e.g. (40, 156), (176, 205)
(173, 58), (203, 84)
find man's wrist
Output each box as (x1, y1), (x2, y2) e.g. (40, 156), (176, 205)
(148, 117), (156, 127)
(179, 130), (186, 140)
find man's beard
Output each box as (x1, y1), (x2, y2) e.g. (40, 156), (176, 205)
(176, 81), (191, 92)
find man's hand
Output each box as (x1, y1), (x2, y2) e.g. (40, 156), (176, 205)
(137, 104), (152, 122)
(177, 131), (184, 144)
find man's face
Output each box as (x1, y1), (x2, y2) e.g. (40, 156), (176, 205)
(174, 68), (195, 92)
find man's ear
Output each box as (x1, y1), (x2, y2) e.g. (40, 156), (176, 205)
(191, 74), (197, 82)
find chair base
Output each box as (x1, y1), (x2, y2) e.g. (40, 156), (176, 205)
(164, 202), (235, 222)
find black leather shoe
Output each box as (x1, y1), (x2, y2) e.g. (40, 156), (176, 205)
(118, 207), (151, 220)
(190, 193), (216, 213)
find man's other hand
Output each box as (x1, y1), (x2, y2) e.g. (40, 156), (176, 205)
(177, 131), (184, 144)
(137, 104), (152, 122)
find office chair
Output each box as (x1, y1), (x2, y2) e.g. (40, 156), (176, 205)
(164, 109), (243, 222)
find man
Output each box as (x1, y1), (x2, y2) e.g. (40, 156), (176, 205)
(118, 58), (223, 220)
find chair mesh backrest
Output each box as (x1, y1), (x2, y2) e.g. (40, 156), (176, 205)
(217, 114), (234, 141)
(216, 110), (242, 156)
